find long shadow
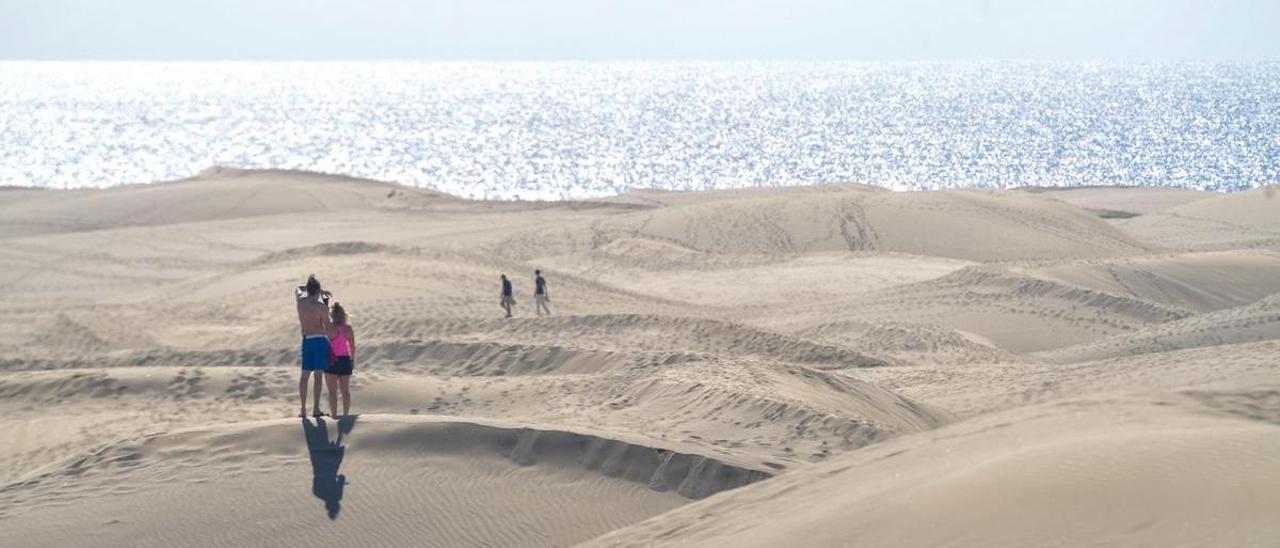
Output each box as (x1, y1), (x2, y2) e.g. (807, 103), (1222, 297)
(303, 415), (358, 519)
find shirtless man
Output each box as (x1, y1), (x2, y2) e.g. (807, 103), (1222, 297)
(296, 275), (333, 418)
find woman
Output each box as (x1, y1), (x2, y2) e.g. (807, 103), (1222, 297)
(325, 303), (356, 417)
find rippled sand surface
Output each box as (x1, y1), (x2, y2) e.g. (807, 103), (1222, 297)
(1, 170), (1277, 547)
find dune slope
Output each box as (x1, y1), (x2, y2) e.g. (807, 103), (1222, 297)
(1121, 187), (1280, 250)
(1022, 251), (1280, 313)
(582, 393), (1280, 548)
(590, 186), (1153, 261)
(1, 416), (717, 548)
(0, 167), (457, 237)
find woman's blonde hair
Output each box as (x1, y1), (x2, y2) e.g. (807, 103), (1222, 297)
(331, 303), (348, 325)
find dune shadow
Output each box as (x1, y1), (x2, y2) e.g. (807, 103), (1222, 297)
(302, 416), (358, 519)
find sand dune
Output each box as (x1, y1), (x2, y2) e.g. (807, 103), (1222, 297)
(362, 313), (897, 368)
(758, 265), (1188, 354)
(541, 249), (970, 308)
(4, 170), (1278, 547)
(853, 337), (1280, 420)
(1023, 185), (1214, 218)
(582, 393), (1280, 548)
(1121, 186), (1280, 250)
(0, 167), (457, 237)
(1036, 292), (1280, 363)
(591, 185), (1152, 261)
(0, 416), (712, 548)
(0, 339), (947, 469)
(1022, 250), (1280, 313)
(798, 319), (1012, 364)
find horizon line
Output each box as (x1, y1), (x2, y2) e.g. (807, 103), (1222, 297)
(3, 57), (1278, 64)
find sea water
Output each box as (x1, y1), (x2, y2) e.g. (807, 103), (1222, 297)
(1, 61), (1277, 199)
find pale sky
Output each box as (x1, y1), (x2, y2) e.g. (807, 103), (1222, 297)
(2, 0), (1277, 60)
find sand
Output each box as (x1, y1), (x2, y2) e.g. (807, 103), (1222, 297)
(1, 168), (1277, 547)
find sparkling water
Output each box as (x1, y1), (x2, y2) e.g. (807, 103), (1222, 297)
(1, 61), (1277, 199)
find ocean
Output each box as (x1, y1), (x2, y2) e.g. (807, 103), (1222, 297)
(1, 61), (1277, 199)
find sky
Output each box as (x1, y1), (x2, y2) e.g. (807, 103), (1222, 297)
(1, 0), (1277, 61)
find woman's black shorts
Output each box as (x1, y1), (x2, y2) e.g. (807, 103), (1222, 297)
(327, 356), (353, 376)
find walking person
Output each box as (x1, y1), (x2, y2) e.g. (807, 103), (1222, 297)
(500, 274), (515, 318)
(325, 303), (356, 417)
(534, 269), (551, 316)
(295, 275), (332, 418)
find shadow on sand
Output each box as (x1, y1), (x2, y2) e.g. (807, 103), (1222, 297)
(303, 415), (358, 519)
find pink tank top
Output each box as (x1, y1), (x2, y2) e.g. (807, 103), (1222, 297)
(331, 325), (351, 357)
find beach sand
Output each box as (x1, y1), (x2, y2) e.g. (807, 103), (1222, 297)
(1, 168), (1276, 547)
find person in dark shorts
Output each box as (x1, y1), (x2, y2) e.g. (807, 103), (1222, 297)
(325, 302), (356, 417)
(534, 269), (551, 316)
(500, 274), (515, 318)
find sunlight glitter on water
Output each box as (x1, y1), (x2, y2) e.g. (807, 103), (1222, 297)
(1, 61), (1277, 199)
